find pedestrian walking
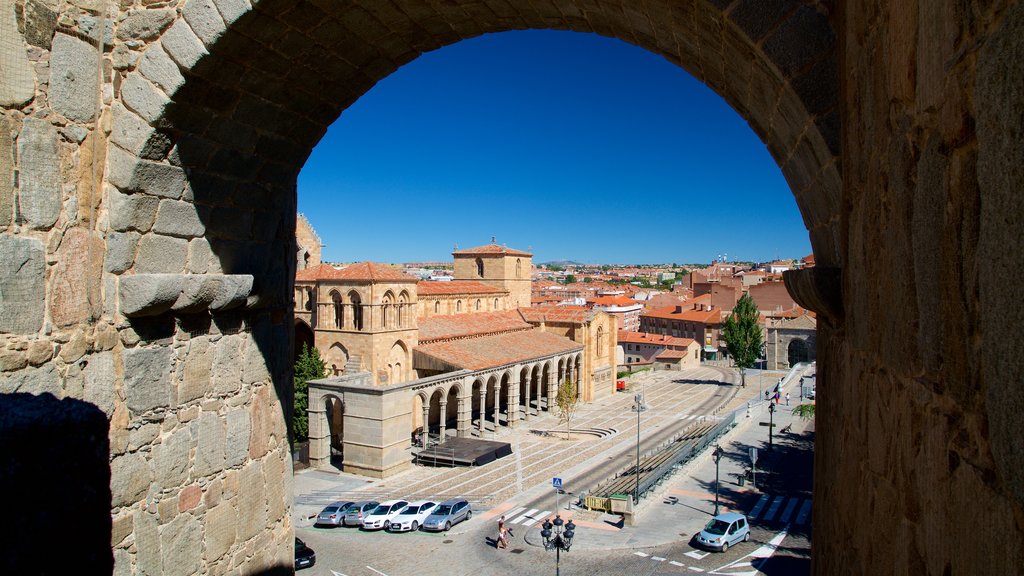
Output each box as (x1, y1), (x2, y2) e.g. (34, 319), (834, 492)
(497, 525), (509, 549)
(786, 392), (791, 405)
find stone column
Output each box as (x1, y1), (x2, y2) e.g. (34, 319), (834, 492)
(456, 392), (470, 438)
(492, 386), (500, 434)
(421, 403), (430, 449)
(524, 370), (533, 421)
(508, 378), (519, 428)
(546, 365), (558, 410)
(438, 398), (448, 443)
(308, 390), (330, 468)
(478, 387), (486, 436)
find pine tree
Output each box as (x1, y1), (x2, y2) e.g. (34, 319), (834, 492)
(293, 343), (326, 442)
(721, 293), (764, 388)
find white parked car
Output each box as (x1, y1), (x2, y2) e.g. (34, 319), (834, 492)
(387, 500), (438, 532)
(695, 512), (750, 552)
(361, 499), (409, 531)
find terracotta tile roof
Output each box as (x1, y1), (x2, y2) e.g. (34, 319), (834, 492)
(518, 305), (593, 324)
(617, 331), (694, 347)
(418, 310), (532, 342)
(297, 262), (417, 282)
(453, 243), (532, 256)
(416, 280), (506, 296)
(641, 300), (723, 323)
(590, 295), (639, 307)
(414, 329), (582, 371)
(656, 348), (691, 359)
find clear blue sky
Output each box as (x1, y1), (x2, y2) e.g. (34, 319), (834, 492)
(297, 29), (810, 265)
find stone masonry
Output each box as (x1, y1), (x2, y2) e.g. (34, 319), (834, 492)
(0, 0), (1021, 575)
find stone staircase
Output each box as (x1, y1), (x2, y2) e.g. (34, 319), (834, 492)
(344, 354), (362, 374)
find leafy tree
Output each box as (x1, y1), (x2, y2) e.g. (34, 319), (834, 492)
(721, 293), (763, 387)
(792, 404), (815, 420)
(554, 377), (581, 440)
(293, 343), (326, 442)
(548, 264), (565, 272)
(564, 274), (577, 284)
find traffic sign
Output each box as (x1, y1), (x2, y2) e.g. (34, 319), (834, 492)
(749, 447), (758, 465)
(552, 477), (563, 489)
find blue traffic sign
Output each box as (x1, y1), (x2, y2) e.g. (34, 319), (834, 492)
(552, 477), (563, 489)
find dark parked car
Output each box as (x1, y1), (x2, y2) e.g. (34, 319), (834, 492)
(295, 538), (316, 570)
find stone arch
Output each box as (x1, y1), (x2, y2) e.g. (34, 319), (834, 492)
(381, 290), (395, 329)
(386, 340), (409, 384)
(294, 318), (314, 362)
(788, 338), (810, 366)
(476, 257), (485, 278)
(348, 290), (364, 331)
(325, 342), (348, 376)
(456, 300), (463, 313)
(329, 289), (343, 329)
(398, 290), (410, 327)
(596, 325), (606, 357)
(434, 300), (440, 315)
(516, 259), (522, 278)
(494, 297), (500, 310)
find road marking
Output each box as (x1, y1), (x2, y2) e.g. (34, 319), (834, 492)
(747, 494), (770, 519)
(762, 496), (784, 522)
(688, 568), (705, 573)
(778, 498), (800, 523)
(331, 571), (348, 576)
(512, 508), (537, 524)
(366, 567), (388, 576)
(521, 510), (550, 527)
(503, 507), (526, 521)
(685, 550), (710, 560)
(634, 551), (649, 557)
(795, 499), (812, 525)
(652, 556), (666, 561)
(670, 561), (685, 566)
(708, 527), (789, 575)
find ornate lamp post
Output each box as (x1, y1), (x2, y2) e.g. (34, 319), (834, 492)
(541, 514), (576, 576)
(632, 393), (647, 503)
(768, 401), (776, 451)
(712, 445), (724, 516)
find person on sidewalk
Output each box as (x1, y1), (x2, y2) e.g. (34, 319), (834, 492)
(786, 392), (791, 405)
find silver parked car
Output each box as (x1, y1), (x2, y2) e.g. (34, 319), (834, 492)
(315, 501), (355, 527)
(342, 501), (380, 527)
(695, 512), (750, 552)
(422, 498), (472, 532)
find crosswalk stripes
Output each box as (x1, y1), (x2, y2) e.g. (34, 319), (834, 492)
(746, 494), (812, 526)
(521, 510), (550, 527)
(510, 508), (537, 524)
(795, 499), (812, 525)
(778, 497), (800, 523)
(503, 507), (526, 522)
(762, 496), (784, 522)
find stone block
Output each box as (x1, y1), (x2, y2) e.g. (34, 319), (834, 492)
(129, 422), (160, 451)
(108, 185), (160, 232)
(264, 450), (286, 524)
(77, 15), (114, 46)
(82, 351), (117, 417)
(0, 349), (28, 372)
(110, 452), (152, 508)
(108, 145), (186, 199)
(161, 19), (209, 69)
(138, 43), (185, 96)
(155, 425), (192, 489)
(160, 513), (201, 576)
(0, 117), (13, 227)
(213, 0), (250, 25)
(207, 207), (252, 239)
(123, 346), (172, 413)
(0, 236), (45, 334)
(116, 8), (176, 41)
(762, 5), (835, 78)
(110, 103), (173, 160)
(22, 0), (58, 50)
(195, 410), (226, 477)
(0, 364), (59, 394)
(26, 340), (53, 365)
(154, 199), (207, 238)
(119, 273), (184, 317)
(50, 33), (99, 122)
(212, 334), (242, 393)
(51, 228), (104, 327)
(224, 408), (250, 468)
(105, 231), (140, 273)
(120, 73), (171, 124)
(0, 3), (34, 106)
(17, 118), (61, 229)
(135, 234), (188, 274)
(179, 337), (212, 403)
(188, 238), (214, 274)
(210, 275), (253, 311)
(111, 511), (134, 547)
(183, 0), (228, 45)
(135, 510), (160, 576)
(235, 459), (266, 541)
(204, 501), (235, 562)
(178, 484), (201, 511)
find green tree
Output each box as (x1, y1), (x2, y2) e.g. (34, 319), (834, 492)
(792, 404), (815, 420)
(564, 274), (577, 284)
(293, 343), (326, 442)
(555, 377), (581, 440)
(721, 293), (763, 388)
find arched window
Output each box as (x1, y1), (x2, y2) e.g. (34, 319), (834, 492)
(349, 291), (363, 331)
(476, 257), (484, 278)
(475, 299), (481, 311)
(456, 300), (463, 313)
(305, 288), (313, 311)
(596, 326), (606, 357)
(516, 258), (522, 278)
(382, 292), (394, 329)
(434, 301), (440, 314)
(398, 291), (409, 327)
(331, 291), (343, 329)
(494, 298), (499, 310)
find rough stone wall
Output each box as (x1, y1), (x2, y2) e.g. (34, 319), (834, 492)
(816, 0), (1024, 573)
(0, 0), (294, 573)
(294, 212), (320, 270)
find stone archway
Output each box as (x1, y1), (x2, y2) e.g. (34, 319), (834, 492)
(4, 1), (1019, 574)
(294, 318), (314, 362)
(788, 338), (810, 366)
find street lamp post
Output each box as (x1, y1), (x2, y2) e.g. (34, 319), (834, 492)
(712, 445), (724, 516)
(632, 394), (647, 504)
(768, 402), (776, 451)
(541, 514), (576, 576)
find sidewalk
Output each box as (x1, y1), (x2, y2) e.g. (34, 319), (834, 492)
(522, 366), (815, 551)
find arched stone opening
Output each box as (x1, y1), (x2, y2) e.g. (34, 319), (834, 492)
(293, 318), (314, 363)
(324, 342), (349, 376)
(324, 395), (344, 459)
(788, 338), (810, 366)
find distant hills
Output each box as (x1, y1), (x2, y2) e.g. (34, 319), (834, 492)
(541, 260), (586, 267)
